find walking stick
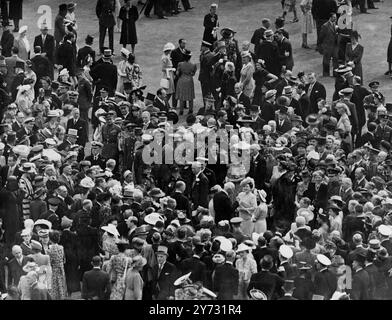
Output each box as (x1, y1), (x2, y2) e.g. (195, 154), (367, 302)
(139, 0), (150, 15)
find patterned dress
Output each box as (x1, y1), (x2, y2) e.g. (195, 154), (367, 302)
(48, 244), (67, 300)
(108, 253), (130, 300)
(300, 0), (314, 34)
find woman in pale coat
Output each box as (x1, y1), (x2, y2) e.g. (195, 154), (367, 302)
(237, 177), (257, 237)
(117, 48), (131, 93)
(335, 102), (352, 152)
(161, 42), (176, 104)
(300, 0), (313, 49)
(124, 255), (146, 300)
(239, 51), (255, 98)
(13, 26), (30, 61)
(253, 189), (268, 234)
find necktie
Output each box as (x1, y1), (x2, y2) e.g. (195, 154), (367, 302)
(308, 84), (314, 96)
(158, 264), (163, 277)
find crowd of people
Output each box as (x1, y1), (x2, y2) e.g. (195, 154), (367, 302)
(0, 0), (392, 301)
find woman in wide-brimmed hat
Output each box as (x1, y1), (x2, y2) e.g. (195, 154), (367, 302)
(253, 189), (268, 234)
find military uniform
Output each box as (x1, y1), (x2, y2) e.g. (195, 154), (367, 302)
(101, 123), (121, 161)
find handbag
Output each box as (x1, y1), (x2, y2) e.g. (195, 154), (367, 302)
(160, 78), (170, 89)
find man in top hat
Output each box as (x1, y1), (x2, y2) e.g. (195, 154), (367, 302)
(96, 0), (116, 55)
(33, 22), (55, 68)
(255, 29), (281, 76)
(81, 256), (111, 300)
(152, 245), (179, 300)
(77, 35), (96, 68)
(54, 4), (68, 49)
(276, 104), (292, 134)
(90, 49), (118, 96)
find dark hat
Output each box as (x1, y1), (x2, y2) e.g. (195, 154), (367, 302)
(48, 197), (61, 206)
(60, 80), (72, 87)
(146, 93), (155, 101)
(14, 61), (25, 70)
(237, 115), (255, 123)
(103, 49), (112, 58)
(85, 34), (94, 44)
(167, 110), (179, 124)
(305, 114), (320, 126)
(220, 27), (236, 36)
(249, 105), (260, 113)
(67, 3), (77, 10)
(368, 81), (380, 88)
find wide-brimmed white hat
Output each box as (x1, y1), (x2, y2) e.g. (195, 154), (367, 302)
(19, 26), (28, 34)
(144, 212), (165, 225)
(214, 236), (233, 252)
(80, 177), (95, 188)
(163, 42), (175, 52)
(257, 189), (267, 203)
(101, 224), (120, 237)
(249, 289), (267, 300)
(236, 243), (251, 253)
(279, 245), (293, 259)
(174, 272), (192, 286)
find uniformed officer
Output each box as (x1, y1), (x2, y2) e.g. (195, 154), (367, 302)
(101, 110), (121, 163)
(313, 254), (337, 300)
(85, 141), (106, 169)
(277, 245), (298, 280)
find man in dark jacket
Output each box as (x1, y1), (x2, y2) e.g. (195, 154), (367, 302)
(67, 108), (89, 159)
(170, 39), (187, 108)
(90, 50), (117, 96)
(180, 243), (207, 285)
(213, 250), (239, 299)
(0, 24), (14, 57)
(56, 33), (76, 78)
(275, 29), (294, 71)
(213, 186), (234, 223)
(251, 18), (271, 53)
(82, 256), (111, 300)
(31, 46), (51, 85)
(261, 89), (277, 123)
(33, 23), (55, 72)
(54, 4), (68, 50)
(77, 35), (96, 68)
(255, 29), (281, 76)
(313, 254), (337, 300)
(312, 0), (337, 50)
(351, 254), (370, 300)
(96, 0), (116, 54)
(247, 255), (285, 300)
(152, 246), (178, 300)
(319, 13), (338, 77)
(305, 72), (326, 114)
(191, 162), (209, 210)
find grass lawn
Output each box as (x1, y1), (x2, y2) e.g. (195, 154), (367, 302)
(13, 0), (392, 110)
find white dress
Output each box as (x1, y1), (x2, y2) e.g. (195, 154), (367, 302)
(300, 0), (314, 34)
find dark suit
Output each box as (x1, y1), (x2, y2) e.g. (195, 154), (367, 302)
(191, 172), (209, 210)
(170, 191), (191, 218)
(213, 262), (239, 300)
(54, 14), (66, 47)
(213, 190), (234, 223)
(90, 61), (118, 96)
(247, 153), (267, 190)
(82, 268), (111, 300)
(33, 33), (55, 66)
(313, 269), (337, 300)
(247, 270), (285, 300)
(77, 45), (96, 68)
(96, 0), (116, 53)
(6, 256), (28, 287)
(255, 40), (281, 76)
(276, 118), (292, 134)
(67, 117), (89, 147)
(56, 40), (76, 76)
(277, 37), (294, 71)
(31, 54), (51, 82)
(351, 268), (370, 300)
(260, 101), (276, 122)
(251, 27), (267, 52)
(305, 81), (326, 114)
(153, 97), (170, 113)
(152, 261), (178, 300)
(180, 256), (207, 285)
(1, 30), (14, 57)
(319, 20), (338, 75)
(374, 124), (392, 145)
